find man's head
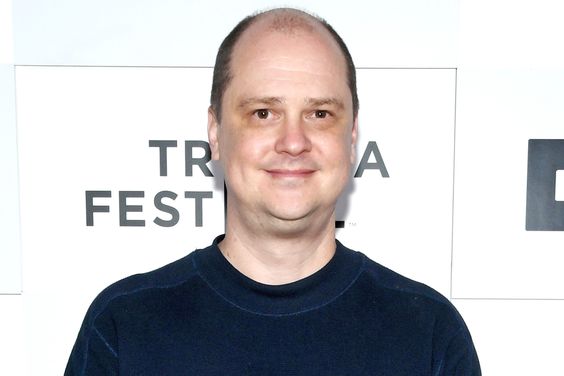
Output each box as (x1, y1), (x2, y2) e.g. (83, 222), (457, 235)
(208, 8), (358, 235)
(210, 8), (358, 123)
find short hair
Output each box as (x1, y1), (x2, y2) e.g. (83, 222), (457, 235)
(210, 8), (359, 122)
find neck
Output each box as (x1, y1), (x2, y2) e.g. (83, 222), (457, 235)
(219, 211), (337, 285)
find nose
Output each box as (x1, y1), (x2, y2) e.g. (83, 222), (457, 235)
(274, 116), (313, 156)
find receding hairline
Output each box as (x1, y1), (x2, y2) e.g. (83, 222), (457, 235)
(210, 7), (359, 121)
(235, 8), (335, 45)
(229, 8), (350, 89)
(259, 8), (320, 33)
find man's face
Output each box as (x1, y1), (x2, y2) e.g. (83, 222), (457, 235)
(208, 22), (357, 232)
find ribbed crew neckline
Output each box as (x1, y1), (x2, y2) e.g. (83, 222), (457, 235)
(193, 235), (365, 316)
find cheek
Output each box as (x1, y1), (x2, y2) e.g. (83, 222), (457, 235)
(321, 132), (352, 160)
(220, 130), (271, 167)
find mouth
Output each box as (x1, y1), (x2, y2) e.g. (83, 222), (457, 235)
(265, 169), (316, 178)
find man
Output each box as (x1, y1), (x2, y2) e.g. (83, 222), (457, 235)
(66, 8), (480, 375)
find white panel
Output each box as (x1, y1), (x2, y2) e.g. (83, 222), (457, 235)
(13, 0), (457, 67)
(459, 0), (564, 69)
(0, 64), (21, 294)
(0, 296), (24, 376)
(16, 66), (226, 374)
(337, 69), (456, 297)
(453, 299), (564, 376)
(16, 66), (224, 291)
(16, 67), (455, 373)
(452, 69), (564, 298)
(556, 170), (564, 201)
(0, 0), (14, 64)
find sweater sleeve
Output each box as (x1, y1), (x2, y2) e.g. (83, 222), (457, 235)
(437, 326), (481, 376)
(64, 301), (119, 375)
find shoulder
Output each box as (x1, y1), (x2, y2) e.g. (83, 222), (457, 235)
(65, 246), (211, 375)
(346, 245), (481, 373)
(85, 247), (204, 322)
(339, 241), (451, 306)
(360, 252), (452, 306)
(343, 243), (469, 333)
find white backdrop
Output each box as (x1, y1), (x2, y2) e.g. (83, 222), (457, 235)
(14, 66), (456, 374)
(2, 1), (564, 375)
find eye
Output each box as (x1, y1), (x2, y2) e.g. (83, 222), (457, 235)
(314, 110), (328, 119)
(254, 109), (270, 119)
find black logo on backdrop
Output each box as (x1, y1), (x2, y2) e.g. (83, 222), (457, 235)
(526, 139), (564, 231)
(85, 140), (389, 228)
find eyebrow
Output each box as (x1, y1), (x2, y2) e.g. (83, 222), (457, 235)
(304, 97), (345, 109)
(237, 96), (285, 108)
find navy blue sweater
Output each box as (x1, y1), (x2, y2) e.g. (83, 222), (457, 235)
(65, 237), (480, 375)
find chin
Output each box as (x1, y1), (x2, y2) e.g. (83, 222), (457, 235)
(267, 203), (330, 224)
(269, 209), (311, 222)
(267, 218), (316, 238)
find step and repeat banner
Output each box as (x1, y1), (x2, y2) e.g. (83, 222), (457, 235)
(0, 64), (21, 294)
(16, 66), (456, 371)
(15, 65), (564, 373)
(452, 70), (564, 299)
(6, 2), (564, 374)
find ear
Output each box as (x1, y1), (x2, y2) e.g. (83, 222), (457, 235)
(350, 115), (359, 164)
(207, 106), (220, 160)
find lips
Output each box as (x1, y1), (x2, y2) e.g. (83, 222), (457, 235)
(265, 168), (316, 178)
